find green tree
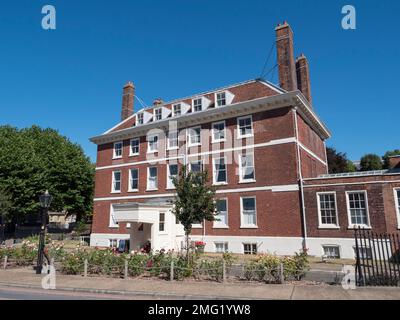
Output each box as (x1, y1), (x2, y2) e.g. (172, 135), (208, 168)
(326, 147), (355, 174)
(171, 165), (217, 260)
(0, 125), (94, 223)
(382, 149), (400, 169)
(360, 154), (383, 171)
(0, 188), (12, 223)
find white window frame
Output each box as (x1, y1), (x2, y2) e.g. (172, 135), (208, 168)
(154, 108), (162, 121)
(239, 152), (256, 183)
(345, 191), (371, 229)
(215, 91), (227, 107)
(237, 115), (253, 139)
(214, 198), (228, 228)
(111, 170), (122, 193)
(322, 245), (341, 259)
(394, 188), (400, 229)
(167, 131), (179, 150)
(243, 243), (257, 255)
(212, 156), (228, 185)
(129, 138), (140, 156)
(192, 98), (203, 112)
(147, 134), (159, 153)
(137, 113), (144, 125)
(189, 159), (203, 173)
(211, 120), (226, 143)
(317, 192), (340, 229)
(159, 212), (167, 233)
(172, 103), (182, 117)
(109, 239), (118, 248)
(167, 164), (178, 190)
(240, 196), (257, 228)
(128, 168), (139, 192)
(147, 167), (158, 191)
(188, 126), (201, 147)
(191, 220), (203, 229)
(109, 204), (119, 228)
(113, 141), (123, 159)
(215, 242), (229, 253)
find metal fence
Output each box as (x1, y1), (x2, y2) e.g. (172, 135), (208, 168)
(354, 228), (400, 286)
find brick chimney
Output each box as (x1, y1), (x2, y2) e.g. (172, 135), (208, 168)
(153, 98), (164, 106)
(121, 81), (135, 121)
(296, 54), (312, 106)
(275, 22), (297, 92)
(388, 155), (400, 169)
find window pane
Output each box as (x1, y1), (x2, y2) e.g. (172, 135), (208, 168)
(131, 139), (139, 154)
(348, 193), (368, 225)
(241, 154), (255, 180)
(319, 194), (337, 225)
(191, 161), (202, 172)
(130, 169), (138, 190)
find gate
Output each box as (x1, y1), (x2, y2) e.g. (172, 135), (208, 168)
(354, 228), (400, 286)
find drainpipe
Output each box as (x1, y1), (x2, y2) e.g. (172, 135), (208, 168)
(293, 108), (308, 251)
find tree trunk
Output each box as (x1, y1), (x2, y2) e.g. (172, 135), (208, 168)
(185, 232), (190, 262)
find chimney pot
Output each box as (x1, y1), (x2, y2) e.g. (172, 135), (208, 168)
(153, 98), (164, 106)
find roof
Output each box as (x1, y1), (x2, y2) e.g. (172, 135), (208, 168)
(306, 168), (400, 180)
(90, 79), (331, 144)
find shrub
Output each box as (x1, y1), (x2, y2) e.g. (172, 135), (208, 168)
(127, 253), (148, 277)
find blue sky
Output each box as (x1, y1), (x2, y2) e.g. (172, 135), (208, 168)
(0, 0), (399, 162)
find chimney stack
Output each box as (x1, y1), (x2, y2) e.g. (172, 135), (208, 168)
(275, 22), (297, 92)
(153, 98), (164, 106)
(121, 81), (135, 121)
(296, 54), (312, 106)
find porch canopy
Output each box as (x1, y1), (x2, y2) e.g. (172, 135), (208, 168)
(112, 199), (173, 224)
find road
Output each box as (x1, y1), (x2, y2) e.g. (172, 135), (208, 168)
(0, 285), (168, 300)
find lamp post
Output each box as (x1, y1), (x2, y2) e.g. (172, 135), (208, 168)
(36, 190), (52, 275)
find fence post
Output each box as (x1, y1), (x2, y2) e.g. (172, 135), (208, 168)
(124, 259), (128, 279)
(3, 256), (7, 270)
(170, 260), (174, 281)
(279, 263), (284, 284)
(84, 259), (88, 277)
(222, 259), (226, 283)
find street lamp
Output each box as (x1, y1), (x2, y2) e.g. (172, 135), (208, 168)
(36, 190), (52, 275)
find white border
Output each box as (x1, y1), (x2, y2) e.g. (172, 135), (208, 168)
(237, 115), (254, 139)
(345, 190), (371, 229)
(212, 156), (228, 185)
(128, 168), (139, 192)
(146, 166), (158, 191)
(214, 198), (229, 229)
(111, 170), (122, 193)
(316, 192), (340, 229)
(238, 152), (256, 183)
(394, 188), (400, 229)
(211, 120), (226, 143)
(113, 141), (123, 159)
(129, 138), (140, 157)
(187, 126), (201, 147)
(240, 196), (257, 229)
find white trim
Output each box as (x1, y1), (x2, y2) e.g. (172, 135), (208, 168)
(214, 198), (229, 228)
(187, 126), (201, 147)
(153, 107), (163, 121)
(304, 179), (400, 188)
(298, 142), (327, 166)
(129, 138), (140, 157)
(345, 190), (371, 229)
(167, 163), (178, 190)
(316, 192), (340, 229)
(146, 166), (158, 191)
(166, 131), (179, 150)
(95, 137), (297, 171)
(108, 204), (119, 228)
(147, 134), (159, 153)
(93, 183), (299, 202)
(237, 115), (254, 139)
(211, 120), (226, 143)
(394, 188), (400, 229)
(128, 168), (139, 192)
(240, 196), (257, 228)
(113, 141), (123, 159)
(111, 170), (122, 193)
(239, 152), (256, 183)
(212, 156), (228, 185)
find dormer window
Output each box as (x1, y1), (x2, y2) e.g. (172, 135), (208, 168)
(137, 113), (144, 125)
(173, 104), (181, 117)
(216, 92), (227, 107)
(154, 108), (162, 121)
(193, 98), (202, 112)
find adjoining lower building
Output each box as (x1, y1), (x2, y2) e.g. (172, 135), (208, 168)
(89, 22), (400, 259)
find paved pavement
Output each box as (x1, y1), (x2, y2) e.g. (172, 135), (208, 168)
(0, 267), (399, 300)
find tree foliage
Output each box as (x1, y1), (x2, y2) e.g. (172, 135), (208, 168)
(382, 149), (400, 169)
(326, 147), (355, 174)
(0, 187), (12, 223)
(171, 165), (217, 258)
(0, 125), (94, 223)
(359, 153), (383, 171)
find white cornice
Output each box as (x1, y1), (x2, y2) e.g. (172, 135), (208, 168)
(90, 91), (331, 145)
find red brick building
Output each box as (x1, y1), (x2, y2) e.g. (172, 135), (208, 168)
(89, 22), (400, 259)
